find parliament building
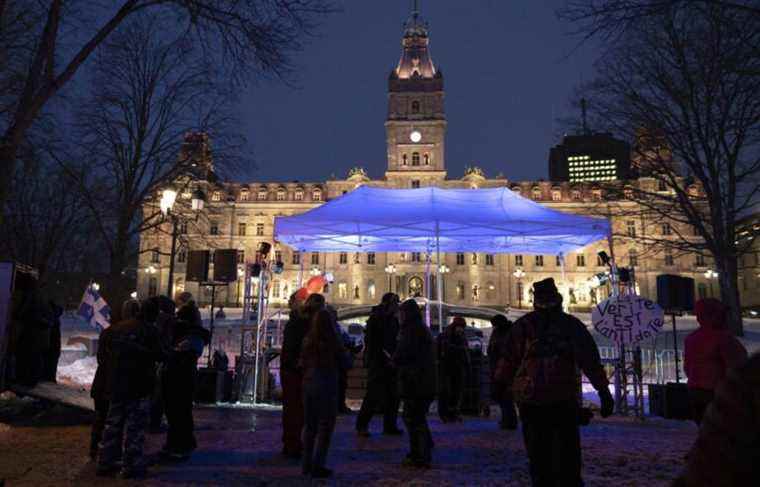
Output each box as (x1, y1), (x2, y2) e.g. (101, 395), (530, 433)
(137, 8), (759, 313)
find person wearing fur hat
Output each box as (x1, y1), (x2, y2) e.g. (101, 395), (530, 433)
(497, 278), (613, 487)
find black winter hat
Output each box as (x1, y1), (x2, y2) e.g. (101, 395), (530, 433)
(533, 278), (563, 309)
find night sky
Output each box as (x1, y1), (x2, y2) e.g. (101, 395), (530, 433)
(238, 1), (600, 183)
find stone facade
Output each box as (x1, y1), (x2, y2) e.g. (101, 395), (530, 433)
(137, 8), (757, 313)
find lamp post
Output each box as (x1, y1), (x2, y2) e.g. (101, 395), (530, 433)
(385, 263), (397, 293)
(438, 264), (450, 301)
(160, 186), (205, 297)
(513, 267), (526, 309)
(704, 269), (718, 298)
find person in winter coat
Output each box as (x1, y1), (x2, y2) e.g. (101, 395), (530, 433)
(161, 294), (210, 460)
(672, 351), (760, 487)
(326, 305), (361, 414)
(356, 292), (403, 436)
(498, 278), (613, 487)
(10, 274), (51, 387)
(96, 298), (163, 478)
(487, 314), (517, 430)
(393, 299), (437, 468)
(683, 298), (747, 425)
(41, 300), (63, 382)
(281, 292), (325, 458)
(149, 296), (177, 432)
(437, 315), (471, 423)
(90, 299), (140, 460)
(299, 309), (348, 479)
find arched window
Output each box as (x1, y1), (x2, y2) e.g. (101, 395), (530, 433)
(276, 188), (286, 201)
(411, 100), (420, 114)
(294, 189), (304, 201)
(424, 153), (430, 165)
(312, 189), (322, 201)
(409, 276), (424, 297)
(551, 188), (562, 201)
(257, 188), (268, 200)
(239, 189), (250, 201)
(572, 189), (582, 201)
(402, 154), (408, 165)
(212, 191), (222, 202)
(412, 152), (420, 166)
(592, 189), (603, 201)
(532, 187), (542, 200)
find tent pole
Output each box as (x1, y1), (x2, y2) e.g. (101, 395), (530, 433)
(297, 249), (304, 288)
(559, 252), (567, 312)
(424, 246), (431, 328)
(435, 221), (443, 328)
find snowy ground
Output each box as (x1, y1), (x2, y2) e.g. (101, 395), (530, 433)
(0, 396), (697, 486)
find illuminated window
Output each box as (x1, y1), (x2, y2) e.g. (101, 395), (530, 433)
(577, 254), (586, 267)
(339, 252), (348, 265)
(258, 189), (267, 200)
(515, 255), (523, 266)
(532, 187), (542, 200)
(551, 189), (562, 201)
(338, 282), (348, 299)
(535, 255), (544, 267)
(272, 280), (281, 299)
(292, 252), (300, 265)
(627, 221), (636, 238)
(238, 223), (247, 236)
(240, 189), (250, 201)
(368, 280), (376, 299)
(212, 191), (221, 202)
(412, 152), (420, 166)
(276, 189), (286, 201)
(592, 189), (602, 200)
(256, 223), (264, 236)
(572, 190), (582, 200)
(294, 190), (304, 201)
(311, 253), (320, 265)
(471, 253), (478, 265)
(312, 189), (323, 201)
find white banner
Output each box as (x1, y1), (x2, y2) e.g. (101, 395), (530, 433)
(592, 294), (665, 346)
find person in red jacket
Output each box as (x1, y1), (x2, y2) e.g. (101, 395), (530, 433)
(683, 298), (747, 424)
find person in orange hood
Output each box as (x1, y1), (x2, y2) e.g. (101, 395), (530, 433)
(683, 298), (747, 424)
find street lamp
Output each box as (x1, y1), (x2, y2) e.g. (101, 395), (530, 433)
(704, 269), (718, 298)
(310, 266), (321, 277)
(160, 185), (205, 297)
(513, 267), (526, 309)
(385, 263), (397, 292)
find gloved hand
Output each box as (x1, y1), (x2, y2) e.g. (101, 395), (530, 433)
(599, 388), (614, 418)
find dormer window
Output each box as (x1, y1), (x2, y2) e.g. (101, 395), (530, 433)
(212, 191), (222, 202)
(240, 189), (250, 201)
(294, 189), (304, 201)
(532, 187), (542, 200)
(572, 189), (582, 201)
(411, 100), (420, 114)
(551, 188), (562, 201)
(312, 189), (323, 201)
(276, 189), (286, 201)
(257, 189), (267, 200)
(412, 152), (420, 166)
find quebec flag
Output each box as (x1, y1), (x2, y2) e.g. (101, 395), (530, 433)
(78, 285), (111, 330)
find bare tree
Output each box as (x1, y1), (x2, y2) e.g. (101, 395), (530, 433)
(0, 0), (336, 213)
(60, 16), (245, 278)
(564, 4), (760, 334)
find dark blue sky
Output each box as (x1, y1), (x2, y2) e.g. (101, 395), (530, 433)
(238, 1), (599, 183)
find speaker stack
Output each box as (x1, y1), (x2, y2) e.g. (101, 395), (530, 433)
(213, 249), (238, 283)
(186, 250), (210, 282)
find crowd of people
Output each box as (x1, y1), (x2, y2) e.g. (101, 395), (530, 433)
(89, 291), (209, 478)
(9, 271), (756, 485)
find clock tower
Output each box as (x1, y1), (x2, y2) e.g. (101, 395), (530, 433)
(385, 2), (447, 186)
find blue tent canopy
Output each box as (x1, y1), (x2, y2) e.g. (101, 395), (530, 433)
(274, 186), (610, 255)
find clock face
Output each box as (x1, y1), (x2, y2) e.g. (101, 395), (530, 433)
(410, 130), (422, 143)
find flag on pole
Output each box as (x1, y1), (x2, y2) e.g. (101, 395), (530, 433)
(78, 284), (111, 330)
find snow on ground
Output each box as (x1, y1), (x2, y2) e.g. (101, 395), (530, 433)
(56, 356), (97, 388)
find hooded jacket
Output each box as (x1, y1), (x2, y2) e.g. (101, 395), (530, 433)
(684, 299), (747, 391)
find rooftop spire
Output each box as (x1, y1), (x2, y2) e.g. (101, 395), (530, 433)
(395, 0), (436, 80)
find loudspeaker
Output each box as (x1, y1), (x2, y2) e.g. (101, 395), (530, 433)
(656, 274), (695, 312)
(186, 250), (210, 282)
(213, 249), (238, 283)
